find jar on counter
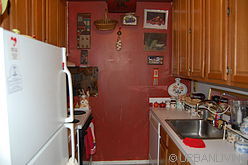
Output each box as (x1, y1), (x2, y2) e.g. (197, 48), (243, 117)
(170, 100), (176, 110)
(240, 117), (248, 135)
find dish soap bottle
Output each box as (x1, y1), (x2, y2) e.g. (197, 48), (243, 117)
(237, 106), (242, 129)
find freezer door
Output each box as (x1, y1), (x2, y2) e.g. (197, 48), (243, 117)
(0, 29), (68, 164)
(27, 126), (69, 165)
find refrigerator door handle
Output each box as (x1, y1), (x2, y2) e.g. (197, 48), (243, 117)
(62, 48), (74, 123)
(65, 123), (78, 164)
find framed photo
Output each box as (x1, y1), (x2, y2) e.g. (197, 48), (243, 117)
(147, 56), (164, 65)
(121, 14), (138, 26)
(144, 9), (168, 29)
(144, 33), (167, 51)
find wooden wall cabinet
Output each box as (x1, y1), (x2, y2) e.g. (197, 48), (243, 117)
(228, 0), (248, 86)
(172, 0), (248, 89)
(172, 0), (205, 79)
(189, 0), (205, 79)
(0, 0), (67, 47)
(160, 126), (190, 165)
(205, 0), (228, 83)
(171, 0), (179, 75)
(177, 0), (190, 78)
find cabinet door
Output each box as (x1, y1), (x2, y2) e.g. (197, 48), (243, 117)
(46, 0), (59, 46)
(172, 0), (180, 76)
(159, 141), (168, 165)
(178, 0), (191, 77)
(189, 0), (205, 78)
(205, 0), (228, 81)
(229, 0), (248, 85)
(58, 0), (67, 47)
(167, 137), (179, 165)
(10, 0), (30, 35)
(30, 0), (46, 42)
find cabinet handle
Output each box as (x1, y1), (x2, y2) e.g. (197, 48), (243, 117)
(188, 28), (192, 34)
(227, 7), (231, 16)
(188, 68), (191, 72)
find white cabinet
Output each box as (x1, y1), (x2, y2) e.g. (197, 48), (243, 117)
(149, 112), (160, 165)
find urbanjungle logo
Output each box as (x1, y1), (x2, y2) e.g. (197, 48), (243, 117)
(168, 153), (248, 164)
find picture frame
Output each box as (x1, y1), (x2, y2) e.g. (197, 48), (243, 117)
(147, 56), (164, 65)
(144, 33), (167, 51)
(77, 13), (91, 49)
(144, 9), (168, 29)
(121, 14), (138, 26)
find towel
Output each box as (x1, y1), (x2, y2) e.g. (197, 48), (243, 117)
(84, 122), (96, 160)
(183, 137), (206, 148)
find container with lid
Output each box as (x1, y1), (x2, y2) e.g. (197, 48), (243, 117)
(240, 117), (248, 135)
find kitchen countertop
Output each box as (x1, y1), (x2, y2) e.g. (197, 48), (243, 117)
(151, 108), (248, 165)
(74, 109), (91, 130)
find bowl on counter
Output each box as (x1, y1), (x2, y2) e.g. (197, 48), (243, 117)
(234, 141), (248, 154)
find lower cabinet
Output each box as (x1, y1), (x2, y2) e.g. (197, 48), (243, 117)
(160, 126), (191, 165)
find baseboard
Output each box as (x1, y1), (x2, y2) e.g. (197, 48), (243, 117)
(83, 160), (150, 164)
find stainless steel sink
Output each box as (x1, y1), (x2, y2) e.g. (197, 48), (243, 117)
(166, 119), (224, 139)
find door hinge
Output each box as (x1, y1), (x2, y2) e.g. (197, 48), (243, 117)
(227, 7), (231, 16)
(227, 67), (232, 75)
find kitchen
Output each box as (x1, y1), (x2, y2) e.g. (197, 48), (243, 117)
(0, 0), (248, 165)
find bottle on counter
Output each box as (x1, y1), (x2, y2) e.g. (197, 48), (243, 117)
(170, 99), (176, 110)
(230, 100), (243, 130)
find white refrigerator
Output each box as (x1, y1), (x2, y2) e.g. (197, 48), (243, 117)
(0, 28), (76, 165)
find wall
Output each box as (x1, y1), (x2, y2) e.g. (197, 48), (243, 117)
(68, 1), (190, 161)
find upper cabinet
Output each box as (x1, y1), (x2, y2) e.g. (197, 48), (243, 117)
(172, 0), (248, 89)
(229, 0), (248, 86)
(172, 0), (205, 79)
(10, 0), (30, 35)
(171, 0), (179, 75)
(205, 0), (228, 82)
(178, 0), (190, 77)
(30, 0), (46, 42)
(0, 0), (67, 47)
(190, 0), (205, 79)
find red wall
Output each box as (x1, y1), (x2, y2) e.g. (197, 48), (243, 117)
(68, 2), (190, 161)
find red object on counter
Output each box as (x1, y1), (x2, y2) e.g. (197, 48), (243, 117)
(183, 138), (206, 148)
(153, 102), (159, 108)
(159, 102), (166, 108)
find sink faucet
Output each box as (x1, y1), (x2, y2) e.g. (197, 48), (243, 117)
(196, 100), (230, 128)
(196, 100), (219, 123)
(196, 104), (210, 120)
